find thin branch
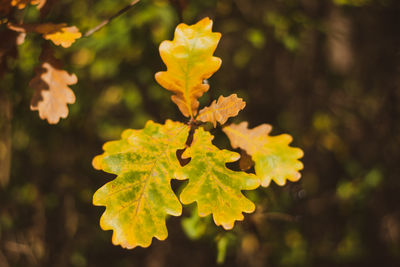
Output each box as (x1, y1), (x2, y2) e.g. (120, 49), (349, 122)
(84, 0), (140, 37)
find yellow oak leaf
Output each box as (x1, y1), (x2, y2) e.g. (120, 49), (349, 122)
(93, 120), (189, 249)
(7, 23), (81, 48)
(197, 94), (246, 127)
(175, 128), (259, 230)
(223, 122), (304, 187)
(155, 17), (222, 118)
(38, 24), (81, 48)
(30, 48), (77, 124)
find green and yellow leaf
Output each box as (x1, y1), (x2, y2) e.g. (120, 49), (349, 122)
(197, 94), (246, 127)
(175, 127), (259, 230)
(223, 122), (304, 187)
(92, 120), (189, 249)
(155, 17), (222, 118)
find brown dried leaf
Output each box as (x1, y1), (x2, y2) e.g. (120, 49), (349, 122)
(197, 94), (246, 127)
(30, 47), (77, 124)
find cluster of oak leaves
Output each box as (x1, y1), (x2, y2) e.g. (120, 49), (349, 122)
(1, 0), (82, 124)
(92, 18), (304, 249)
(1, 1), (303, 250)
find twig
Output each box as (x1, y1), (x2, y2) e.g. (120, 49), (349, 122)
(84, 0), (140, 37)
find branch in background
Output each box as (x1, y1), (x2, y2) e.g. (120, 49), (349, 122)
(0, 74), (12, 188)
(169, 0), (188, 22)
(84, 0), (140, 37)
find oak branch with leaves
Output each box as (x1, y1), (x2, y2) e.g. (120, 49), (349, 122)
(92, 18), (304, 249)
(2, 0), (140, 125)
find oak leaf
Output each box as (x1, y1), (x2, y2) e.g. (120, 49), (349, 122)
(155, 17), (221, 118)
(223, 122), (304, 187)
(197, 94), (246, 127)
(92, 120), (189, 249)
(175, 128), (259, 229)
(7, 23), (81, 48)
(30, 48), (77, 124)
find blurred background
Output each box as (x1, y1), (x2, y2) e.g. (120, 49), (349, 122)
(1, 0), (400, 266)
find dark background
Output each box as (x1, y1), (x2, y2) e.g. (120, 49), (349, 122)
(1, 0), (400, 266)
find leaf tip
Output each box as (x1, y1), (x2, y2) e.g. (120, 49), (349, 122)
(260, 178), (272, 187)
(92, 155), (103, 170)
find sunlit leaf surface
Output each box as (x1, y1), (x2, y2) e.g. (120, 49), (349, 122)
(92, 120), (189, 248)
(176, 127), (259, 229)
(155, 17), (221, 117)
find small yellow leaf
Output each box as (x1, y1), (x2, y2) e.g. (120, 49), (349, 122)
(155, 17), (221, 118)
(223, 122), (304, 187)
(7, 23), (81, 48)
(40, 25), (81, 48)
(197, 94), (246, 127)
